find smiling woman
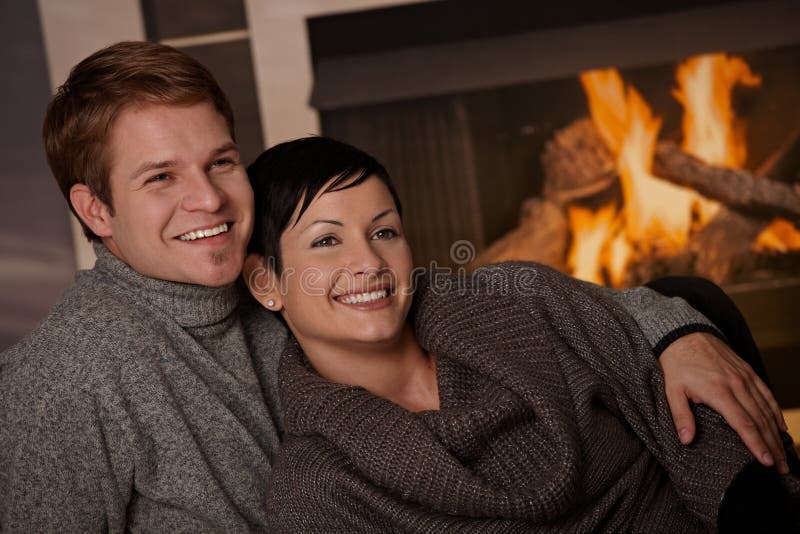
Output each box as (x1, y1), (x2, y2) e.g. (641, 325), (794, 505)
(244, 136), (799, 533)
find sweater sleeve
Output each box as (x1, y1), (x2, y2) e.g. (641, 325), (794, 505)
(0, 364), (120, 533)
(519, 265), (769, 529)
(573, 280), (722, 356)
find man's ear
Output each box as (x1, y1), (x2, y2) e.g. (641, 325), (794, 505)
(70, 183), (113, 238)
(243, 253), (283, 311)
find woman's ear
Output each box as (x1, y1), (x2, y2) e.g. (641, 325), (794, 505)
(243, 253), (283, 311)
(70, 183), (113, 237)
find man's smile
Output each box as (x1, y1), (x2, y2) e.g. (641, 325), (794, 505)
(178, 222), (230, 241)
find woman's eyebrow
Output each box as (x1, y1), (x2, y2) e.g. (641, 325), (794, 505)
(372, 209), (396, 222)
(301, 209), (396, 233)
(301, 219), (343, 233)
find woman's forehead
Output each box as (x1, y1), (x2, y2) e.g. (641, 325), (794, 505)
(289, 176), (397, 229)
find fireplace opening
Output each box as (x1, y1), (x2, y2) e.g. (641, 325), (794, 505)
(309, 0), (800, 406)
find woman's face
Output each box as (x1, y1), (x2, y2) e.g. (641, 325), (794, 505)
(276, 176), (414, 351)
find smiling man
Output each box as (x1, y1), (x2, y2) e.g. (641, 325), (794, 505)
(0, 41), (791, 532)
(0, 42), (285, 532)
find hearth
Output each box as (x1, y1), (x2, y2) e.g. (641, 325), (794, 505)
(309, 0), (800, 405)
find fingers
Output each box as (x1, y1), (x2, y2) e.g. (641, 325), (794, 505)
(701, 337), (789, 471)
(751, 373), (788, 432)
(666, 386), (696, 444)
(732, 376), (789, 474)
(707, 384), (789, 475)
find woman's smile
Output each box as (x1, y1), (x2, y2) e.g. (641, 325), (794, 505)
(269, 175), (415, 351)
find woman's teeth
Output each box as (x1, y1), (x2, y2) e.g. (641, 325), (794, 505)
(337, 289), (388, 305)
(179, 223), (228, 241)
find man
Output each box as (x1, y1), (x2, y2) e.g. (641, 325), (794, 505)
(0, 41), (790, 532)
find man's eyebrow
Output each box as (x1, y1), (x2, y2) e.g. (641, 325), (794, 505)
(129, 143), (240, 182)
(210, 142), (239, 158)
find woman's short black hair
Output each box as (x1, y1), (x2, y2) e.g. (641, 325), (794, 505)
(247, 136), (403, 272)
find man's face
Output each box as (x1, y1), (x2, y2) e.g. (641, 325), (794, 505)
(101, 102), (253, 286)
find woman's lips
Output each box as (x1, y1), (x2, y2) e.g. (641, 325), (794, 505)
(334, 288), (392, 310)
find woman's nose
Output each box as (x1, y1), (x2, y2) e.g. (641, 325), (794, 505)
(346, 238), (387, 275)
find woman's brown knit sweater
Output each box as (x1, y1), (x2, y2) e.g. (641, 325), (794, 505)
(266, 262), (796, 533)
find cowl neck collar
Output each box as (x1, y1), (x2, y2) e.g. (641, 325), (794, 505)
(92, 243), (240, 328)
(278, 272), (582, 521)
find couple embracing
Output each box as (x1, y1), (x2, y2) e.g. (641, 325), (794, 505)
(1, 41), (797, 532)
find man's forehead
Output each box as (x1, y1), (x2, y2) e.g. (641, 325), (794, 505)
(107, 102), (236, 173)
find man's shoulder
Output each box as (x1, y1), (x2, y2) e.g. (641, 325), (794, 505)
(1, 268), (179, 392)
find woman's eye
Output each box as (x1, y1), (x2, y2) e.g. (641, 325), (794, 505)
(311, 236), (339, 248)
(372, 228), (398, 240)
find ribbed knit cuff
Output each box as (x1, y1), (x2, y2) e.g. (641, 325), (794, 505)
(652, 323), (729, 358)
(608, 287), (724, 353)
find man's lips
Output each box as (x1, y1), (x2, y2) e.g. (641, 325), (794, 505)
(177, 222), (230, 241)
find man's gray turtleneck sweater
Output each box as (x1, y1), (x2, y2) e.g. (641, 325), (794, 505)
(0, 245), (285, 532)
(0, 245), (715, 532)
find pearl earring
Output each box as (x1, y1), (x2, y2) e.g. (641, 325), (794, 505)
(267, 299), (275, 308)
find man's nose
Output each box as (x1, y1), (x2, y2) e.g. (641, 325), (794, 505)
(181, 171), (225, 212)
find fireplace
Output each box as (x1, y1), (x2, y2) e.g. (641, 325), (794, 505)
(308, 0), (800, 405)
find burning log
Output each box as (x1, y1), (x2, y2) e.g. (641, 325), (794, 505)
(653, 141), (800, 225)
(689, 210), (764, 284)
(541, 118), (618, 203)
(470, 198), (568, 271)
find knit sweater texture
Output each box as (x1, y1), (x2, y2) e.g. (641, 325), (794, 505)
(0, 245), (285, 532)
(267, 262), (799, 533)
(1, 246), (722, 532)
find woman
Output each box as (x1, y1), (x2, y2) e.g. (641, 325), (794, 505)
(244, 137), (798, 532)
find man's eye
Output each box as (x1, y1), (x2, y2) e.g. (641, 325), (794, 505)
(212, 158), (234, 168)
(311, 236), (339, 248)
(372, 228), (398, 240)
(146, 173), (169, 184)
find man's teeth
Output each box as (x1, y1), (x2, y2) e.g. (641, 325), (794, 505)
(338, 290), (388, 304)
(179, 223), (228, 241)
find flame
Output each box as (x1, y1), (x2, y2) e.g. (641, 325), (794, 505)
(674, 54), (762, 224)
(565, 54), (792, 287)
(580, 70), (627, 154)
(754, 219), (800, 253)
(674, 54), (761, 168)
(605, 230), (631, 288)
(616, 87), (697, 252)
(566, 203), (618, 285)
(579, 70), (697, 261)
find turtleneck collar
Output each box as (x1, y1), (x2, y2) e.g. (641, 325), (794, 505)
(91, 243), (240, 328)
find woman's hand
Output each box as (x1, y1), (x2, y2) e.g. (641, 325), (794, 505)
(660, 332), (789, 474)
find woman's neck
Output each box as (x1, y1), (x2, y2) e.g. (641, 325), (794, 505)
(299, 323), (440, 412)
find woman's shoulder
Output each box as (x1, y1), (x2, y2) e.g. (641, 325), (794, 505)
(413, 260), (583, 315)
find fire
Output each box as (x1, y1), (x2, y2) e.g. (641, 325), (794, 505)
(674, 54), (761, 168)
(755, 219), (800, 253)
(578, 69), (698, 266)
(674, 54), (762, 224)
(566, 203), (618, 285)
(615, 86), (696, 253)
(567, 53), (797, 286)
